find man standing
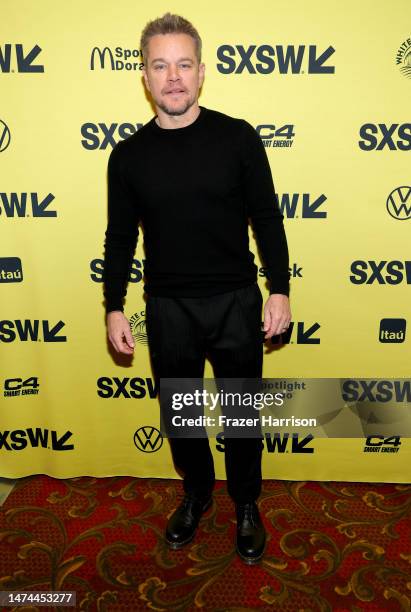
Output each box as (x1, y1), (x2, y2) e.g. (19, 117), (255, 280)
(103, 13), (291, 564)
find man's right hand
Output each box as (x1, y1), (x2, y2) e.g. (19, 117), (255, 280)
(106, 311), (135, 354)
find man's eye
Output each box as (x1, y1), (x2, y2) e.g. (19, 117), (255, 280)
(154, 65), (165, 70)
(180, 64), (191, 69)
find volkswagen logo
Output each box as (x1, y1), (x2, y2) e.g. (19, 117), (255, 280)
(386, 186), (411, 220)
(0, 120), (11, 152)
(133, 426), (163, 452)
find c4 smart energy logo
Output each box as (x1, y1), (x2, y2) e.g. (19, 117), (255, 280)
(358, 124), (411, 150)
(363, 436), (401, 453)
(0, 44), (44, 73)
(386, 187), (411, 220)
(0, 258), (22, 282)
(379, 319), (406, 343)
(81, 122), (143, 150)
(256, 124), (295, 148)
(90, 47), (144, 71)
(0, 120), (11, 152)
(3, 377), (39, 397)
(134, 426), (163, 453)
(216, 44), (335, 74)
(396, 38), (411, 79)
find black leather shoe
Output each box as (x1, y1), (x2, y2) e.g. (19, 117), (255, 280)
(165, 494), (212, 549)
(235, 501), (266, 564)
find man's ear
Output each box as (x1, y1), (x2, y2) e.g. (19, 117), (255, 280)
(199, 62), (205, 88)
(142, 66), (150, 92)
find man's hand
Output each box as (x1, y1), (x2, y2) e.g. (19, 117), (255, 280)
(263, 294), (291, 340)
(107, 311), (135, 354)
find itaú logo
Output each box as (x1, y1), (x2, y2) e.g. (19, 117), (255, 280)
(90, 46), (143, 71)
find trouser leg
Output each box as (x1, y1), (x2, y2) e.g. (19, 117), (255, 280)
(205, 284), (264, 504)
(145, 295), (215, 500)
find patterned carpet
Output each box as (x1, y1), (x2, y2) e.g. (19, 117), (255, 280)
(0, 476), (410, 611)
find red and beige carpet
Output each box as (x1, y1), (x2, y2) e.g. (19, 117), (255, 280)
(0, 476), (410, 611)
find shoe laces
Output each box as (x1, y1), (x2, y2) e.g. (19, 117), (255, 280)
(180, 494), (204, 510)
(238, 502), (258, 526)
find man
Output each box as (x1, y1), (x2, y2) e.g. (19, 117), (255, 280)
(103, 12), (291, 564)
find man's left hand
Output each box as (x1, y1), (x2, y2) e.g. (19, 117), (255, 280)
(263, 294), (291, 340)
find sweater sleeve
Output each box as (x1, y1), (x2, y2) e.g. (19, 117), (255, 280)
(103, 143), (140, 313)
(240, 120), (290, 296)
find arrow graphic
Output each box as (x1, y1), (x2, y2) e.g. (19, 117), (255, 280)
(308, 45), (335, 74)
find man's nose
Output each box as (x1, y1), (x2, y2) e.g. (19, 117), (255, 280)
(167, 64), (180, 80)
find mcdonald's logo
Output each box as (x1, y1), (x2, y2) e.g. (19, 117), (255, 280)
(90, 47), (115, 70)
(89, 46), (143, 71)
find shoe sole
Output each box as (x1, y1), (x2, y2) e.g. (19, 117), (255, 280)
(165, 498), (212, 550)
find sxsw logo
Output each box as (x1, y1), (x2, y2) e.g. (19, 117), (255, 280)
(270, 322), (320, 344)
(0, 120), (11, 152)
(90, 46), (143, 71)
(216, 433), (314, 453)
(358, 124), (411, 151)
(386, 187), (411, 220)
(90, 257), (145, 283)
(97, 377), (158, 398)
(0, 193), (56, 217)
(342, 380), (411, 402)
(216, 45), (335, 74)
(0, 44), (44, 73)
(379, 319), (406, 343)
(81, 122), (143, 150)
(0, 428), (73, 451)
(0, 320), (66, 343)
(278, 193), (327, 218)
(0, 258), (22, 282)
(350, 261), (411, 285)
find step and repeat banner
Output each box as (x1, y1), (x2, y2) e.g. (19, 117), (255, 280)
(1, 0), (410, 481)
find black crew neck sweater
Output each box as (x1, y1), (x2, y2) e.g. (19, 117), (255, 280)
(103, 106), (290, 313)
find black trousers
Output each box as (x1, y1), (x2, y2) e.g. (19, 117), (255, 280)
(145, 282), (264, 504)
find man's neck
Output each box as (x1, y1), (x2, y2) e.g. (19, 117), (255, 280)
(155, 103), (201, 129)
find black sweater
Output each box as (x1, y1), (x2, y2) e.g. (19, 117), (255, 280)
(103, 106), (289, 313)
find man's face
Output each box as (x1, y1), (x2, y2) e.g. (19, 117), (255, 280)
(143, 33), (205, 117)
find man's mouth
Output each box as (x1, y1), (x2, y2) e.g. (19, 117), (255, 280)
(165, 88), (186, 94)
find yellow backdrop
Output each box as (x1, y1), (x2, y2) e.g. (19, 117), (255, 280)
(1, 0), (410, 481)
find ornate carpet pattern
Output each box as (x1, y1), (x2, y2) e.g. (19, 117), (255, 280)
(0, 476), (410, 611)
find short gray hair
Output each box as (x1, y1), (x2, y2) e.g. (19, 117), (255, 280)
(140, 12), (202, 63)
